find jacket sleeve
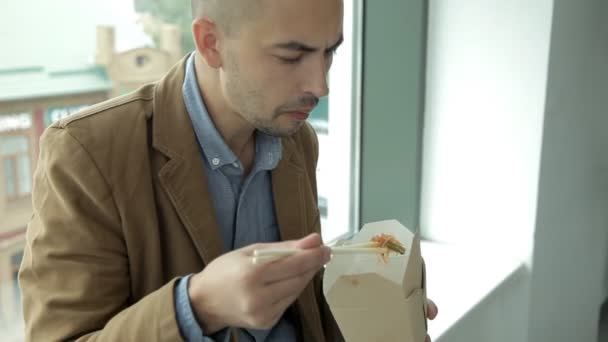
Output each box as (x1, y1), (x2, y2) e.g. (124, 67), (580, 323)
(18, 127), (183, 342)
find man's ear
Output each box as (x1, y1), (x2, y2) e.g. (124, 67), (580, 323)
(192, 18), (223, 68)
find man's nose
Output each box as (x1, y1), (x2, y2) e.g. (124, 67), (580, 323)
(302, 58), (330, 99)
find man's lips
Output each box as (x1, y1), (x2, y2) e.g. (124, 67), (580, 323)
(284, 108), (314, 121)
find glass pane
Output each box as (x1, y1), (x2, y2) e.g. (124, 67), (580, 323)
(3, 158), (16, 198)
(11, 252), (23, 301)
(44, 106), (87, 127)
(317, 0), (361, 242)
(309, 97), (329, 134)
(0, 135), (28, 155)
(10, 251), (23, 267)
(17, 154), (31, 196)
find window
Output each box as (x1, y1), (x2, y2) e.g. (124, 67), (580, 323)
(135, 54), (150, 67)
(1, 135), (31, 201)
(11, 251), (24, 304)
(0, 113), (30, 132)
(309, 97), (329, 134)
(315, 0), (362, 243)
(44, 106), (88, 127)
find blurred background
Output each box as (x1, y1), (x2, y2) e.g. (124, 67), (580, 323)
(0, 0), (355, 339)
(0, 0), (606, 341)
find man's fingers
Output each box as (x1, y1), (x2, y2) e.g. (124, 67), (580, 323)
(241, 267), (316, 329)
(274, 232), (322, 250)
(426, 298), (438, 320)
(261, 247), (330, 284)
(256, 267), (317, 307)
(242, 233), (322, 255)
(293, 233), (323, 249)
(244, 276), (313, 330)
(425, 299), (437, 342)
(271, 291), (302, 316)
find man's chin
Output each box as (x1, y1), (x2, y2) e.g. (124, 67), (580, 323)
(258, 121), (304, 137)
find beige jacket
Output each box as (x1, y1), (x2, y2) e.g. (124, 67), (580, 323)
(19, 57), (342, 342)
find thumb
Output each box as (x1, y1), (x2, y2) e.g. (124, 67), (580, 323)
(293, 233), (323, 249)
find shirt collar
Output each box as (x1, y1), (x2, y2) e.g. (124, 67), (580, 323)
(182, 52), (282, 171)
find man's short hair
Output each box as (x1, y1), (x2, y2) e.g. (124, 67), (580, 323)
(191, 0), (262, 36)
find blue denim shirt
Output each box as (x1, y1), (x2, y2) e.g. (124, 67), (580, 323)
(173, 53), (299, 342)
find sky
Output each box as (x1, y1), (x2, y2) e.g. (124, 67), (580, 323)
(0, 0), (152, 70)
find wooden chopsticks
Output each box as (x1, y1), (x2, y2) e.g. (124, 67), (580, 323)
(251, 242), (390, 264)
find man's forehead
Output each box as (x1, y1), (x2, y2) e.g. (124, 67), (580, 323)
(252, 0), (343, 45)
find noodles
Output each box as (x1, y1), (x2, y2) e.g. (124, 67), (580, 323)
(370, 234), (406, 263)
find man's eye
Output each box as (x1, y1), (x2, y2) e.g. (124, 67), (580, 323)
(277, 56), (302, 64)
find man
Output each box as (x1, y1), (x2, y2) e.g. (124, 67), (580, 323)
(19, 0), (437, 341)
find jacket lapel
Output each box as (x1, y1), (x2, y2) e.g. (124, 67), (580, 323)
(272, 138), (308, 242)
(272, 138), (324, 341)
(151, 57), (225, 265)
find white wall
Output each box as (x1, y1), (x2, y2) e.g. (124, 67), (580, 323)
(421, 1), (554, 341)
(528, 0), (608, 341)
(421, 0), (554, 262)
(437, 268), (531, 342)
(422, 0), (608, 341)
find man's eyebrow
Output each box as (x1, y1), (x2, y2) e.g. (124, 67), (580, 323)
(326, 35), (344, 53)
(273, 34), (344, 53)
(273, 41), (317, 53)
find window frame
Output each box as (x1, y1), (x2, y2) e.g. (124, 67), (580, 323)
(1, 129), (32, 202)
(359, 0), (428, 231)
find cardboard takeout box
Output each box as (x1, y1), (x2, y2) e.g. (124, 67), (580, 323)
(323, 220), (428, 342)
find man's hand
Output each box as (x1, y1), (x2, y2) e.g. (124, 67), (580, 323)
(188, 233), (330, 334)
(425, 298), (439, 342)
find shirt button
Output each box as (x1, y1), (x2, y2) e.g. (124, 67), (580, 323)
(212, 158), (220, 166)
